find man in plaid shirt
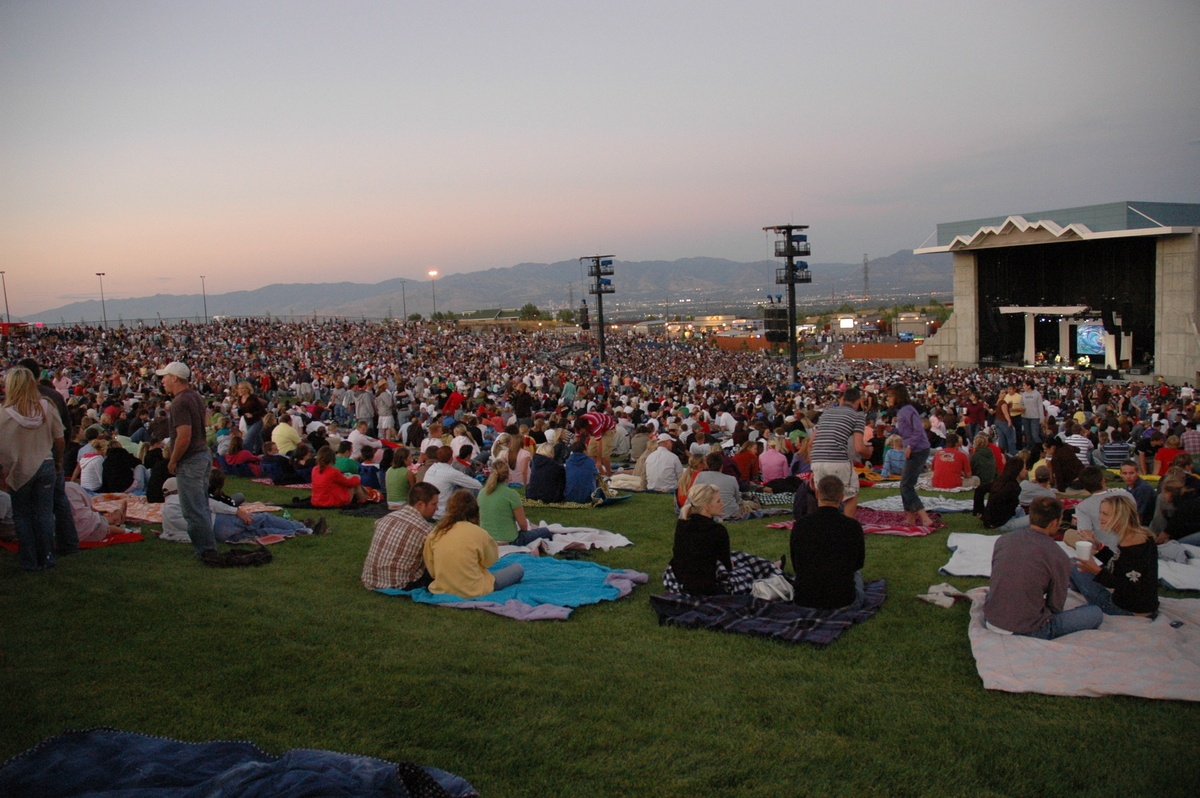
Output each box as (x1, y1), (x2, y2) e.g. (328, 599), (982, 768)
(361, 482), (440, 590)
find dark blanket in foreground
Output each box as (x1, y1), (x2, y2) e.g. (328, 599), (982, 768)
(650, 579), (887, 646)
(0, 727), (477, 798)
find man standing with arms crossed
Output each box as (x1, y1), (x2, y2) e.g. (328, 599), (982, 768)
(810, 387), (873, 518)
(158, 361), (217, 561)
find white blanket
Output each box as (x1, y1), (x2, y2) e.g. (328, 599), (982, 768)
(867, 478), (974, 493)
(942, 533), (1200, 591)
(1158, 544), (1200, 590)
(860, 496), (975, 513)
(968, 587), (1200, 701)
(498, 522), (633, 558)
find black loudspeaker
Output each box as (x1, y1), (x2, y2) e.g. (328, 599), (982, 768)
(763, 307), (789, 333)
(1101, 306), (1117, 333)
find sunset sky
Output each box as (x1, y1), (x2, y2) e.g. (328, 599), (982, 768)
(2, 0), (1197, 316)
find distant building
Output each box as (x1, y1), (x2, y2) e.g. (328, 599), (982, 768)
(914, 201), (1200, 383)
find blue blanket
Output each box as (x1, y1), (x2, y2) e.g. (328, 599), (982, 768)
(378, 554), (648, 620)
(0, 727), (477, 797)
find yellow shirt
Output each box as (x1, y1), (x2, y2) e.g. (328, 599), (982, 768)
(423, 521), (499, 598)
(271, 422), (302, 455)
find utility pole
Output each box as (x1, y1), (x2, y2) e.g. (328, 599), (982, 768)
(200, 275), (208, 323)
(399, 279), (407, 320)
(0, 271), (9, 323)
(863, 254), (869, 299)
(763, 225), (811, 384)
(95, 272), (108, 329)
(580, 254), (615, 364)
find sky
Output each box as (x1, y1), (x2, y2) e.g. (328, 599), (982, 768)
(1, 0), (1198, 317)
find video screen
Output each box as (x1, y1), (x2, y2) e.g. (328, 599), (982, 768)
(1076, 324), (1106, 356)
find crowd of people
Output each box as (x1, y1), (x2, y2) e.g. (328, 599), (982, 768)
(2, 318), (1197, 624)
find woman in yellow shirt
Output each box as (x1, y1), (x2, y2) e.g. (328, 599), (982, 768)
(422, 490), (524, 598)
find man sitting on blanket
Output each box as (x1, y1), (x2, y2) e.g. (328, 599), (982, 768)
(361, 481), (440, 590)
(790, 474), (866, 610)
(983, 496), (1103, 640)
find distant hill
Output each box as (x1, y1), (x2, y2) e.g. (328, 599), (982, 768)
(24, 250), (952, 323)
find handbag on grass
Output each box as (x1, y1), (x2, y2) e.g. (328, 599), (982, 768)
(751, 573), (794, 601)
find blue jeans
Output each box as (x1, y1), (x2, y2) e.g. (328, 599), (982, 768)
(213, 512), (309, 542)
(994, 420), (1016, 456)
(1022, 418), (1042, 449)
(839, 571), (867, 612)
(1023, 604), (1104, 639)
(899, 449), (927, 513)
(492, 563), (525, 590)
(244, 421), (264, 455)
(175, 450), (216, 555)
(998, 507), (1031, 531)
(1069, 569), (1132, 616)
(12, 459), (57, 571)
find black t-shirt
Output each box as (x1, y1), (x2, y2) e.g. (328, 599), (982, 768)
(669, 514), (732, 596)
(790, 506), (865, 609)
(1096, 538), (1159, 614)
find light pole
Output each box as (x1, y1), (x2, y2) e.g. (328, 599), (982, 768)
(0, 271), (9, 323)
(428, 270), (438, 318)
(399, 278), (407, 320)
(95, 272), (108, 328)
(200, 275), (208, 323)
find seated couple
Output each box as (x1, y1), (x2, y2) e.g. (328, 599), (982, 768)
(665, 475), (864, 609)
(983, 496), (1158, 640)
(361, 482), (524, 599)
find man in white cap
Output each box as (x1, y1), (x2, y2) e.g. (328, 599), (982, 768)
(645, 433), (684, 493)
(156, 361), (217, 560)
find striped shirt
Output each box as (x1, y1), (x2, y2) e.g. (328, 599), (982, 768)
(811, 404), (865, 463)
(581, 411), (617, 437)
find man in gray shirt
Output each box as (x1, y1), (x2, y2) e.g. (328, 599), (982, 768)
(983, 497), (1102, 639)
(693, 452), (744, 520)
(1020, 381), (1045, 448)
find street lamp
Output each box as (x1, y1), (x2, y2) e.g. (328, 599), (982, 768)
(399, 278), (407, 320)
(428, 270), (438, 318)
(200, 275), (208, 323)
(95, 272), (107, 328)
(0, 271), (9, 324)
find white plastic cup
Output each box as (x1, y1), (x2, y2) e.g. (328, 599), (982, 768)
(1075, 540), (1093, 561)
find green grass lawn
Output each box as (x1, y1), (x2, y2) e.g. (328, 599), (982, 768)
(3, 479), (1198, 797)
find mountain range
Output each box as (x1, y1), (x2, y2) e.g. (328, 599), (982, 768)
(24, 250), (952, 324)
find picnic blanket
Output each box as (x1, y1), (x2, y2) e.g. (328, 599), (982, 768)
(252, 477), (314, 489)
(1157, 544), (1200, 590)
(497, 522), (632, 557)
(0, 531), (144, 554)
(523, 495), (632, 509)
(766, 509), (941, 537)
(966, 587), (1200, 701)
(377, 554), (648, 621)
(865, 478), (974, 493)
(649, 579), (887, 646)
(859, 495), (975, 514)
(92, 494), (281, 525)
(0, 727), (477, 797)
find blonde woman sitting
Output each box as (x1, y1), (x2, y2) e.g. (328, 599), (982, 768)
(662, 482), (783, 597)
(423, 490), (524, 598)
(478, 459), (553, 546)
(1071, 495), (1159, 617)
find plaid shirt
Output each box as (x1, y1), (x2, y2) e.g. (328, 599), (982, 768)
(1182, 429), (1200, 456)
(361, 505), (432, 590)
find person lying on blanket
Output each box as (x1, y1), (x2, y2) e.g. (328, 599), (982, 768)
(65, 480), (128, 543)
(423, 490), (524, 598)
(663, 482), (781, 596)
(983, 496), (1103, 640)
(790, 474), (866, 611)
(161, 477), (324, 542)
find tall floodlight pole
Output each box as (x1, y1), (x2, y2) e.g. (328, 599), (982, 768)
(763, 225), (811, 384)
(428, 270), (438, 318)
(399, 279), (407, 320)
(200, 275), (208, 323)
(580, 254), (615, 364)
(0, 271), (10, 323)
(95, 272), (108, 329)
